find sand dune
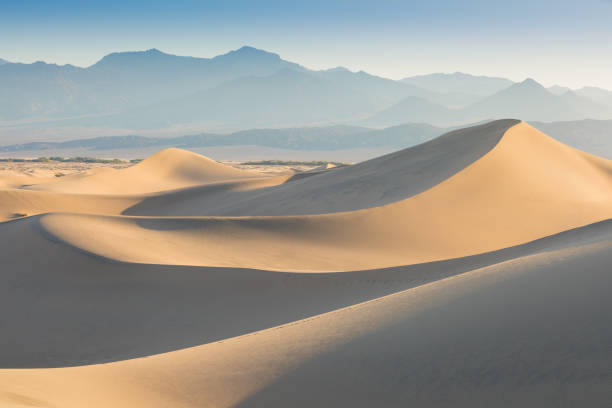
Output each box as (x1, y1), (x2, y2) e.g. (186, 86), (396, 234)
(1, 224), (610, 407)
(23, 148), (263, 195)
(36, 122), (612, 271)
(1, 119), (610, 407)
(127, 119), (520, 216)
(2, 212), (608, 368)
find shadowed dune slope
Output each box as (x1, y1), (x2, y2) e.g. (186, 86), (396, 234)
(1, 226), (610, 407)
(42, 122), (612, 271)
(2, 213), (609, 368)
(126, 119), (520, 216)
(22, 148), (262, 195)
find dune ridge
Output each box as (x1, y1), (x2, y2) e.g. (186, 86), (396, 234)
(35, 122), (612, 271)
(22, 147), (262, 195)
(1, 119), (611, 407)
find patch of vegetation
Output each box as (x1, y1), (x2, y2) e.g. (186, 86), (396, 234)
(0, 157), (129, 164)
(13, 213), (28, 218)
(55, 172), (66, 177)
(0, 158), (26, 162)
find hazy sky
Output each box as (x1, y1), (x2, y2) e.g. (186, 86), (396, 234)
(2, 0), (612, 89)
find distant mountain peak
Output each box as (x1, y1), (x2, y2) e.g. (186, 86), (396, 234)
(0, 58), (8, 65)
(548, 85), (572, 96)
(92, 48), (175, 68)
(519, 78), (544, 88)
(235, 45), (259, 53)
(219, 46), (281, 60)
(144, 48), (165, 55)
(401, 72), (515, 97)
(324, 66), (351, 73)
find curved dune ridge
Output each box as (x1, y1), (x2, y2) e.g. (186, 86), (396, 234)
(37, 121), (612, 271)
(22, 147), (263, 195)
(1, 119), (611, 407)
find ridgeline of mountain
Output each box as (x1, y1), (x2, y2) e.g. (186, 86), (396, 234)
(2, 48), (612, 136)
(548, 85), (572, 95)
(315, 68), (437, 106)
(466, 79), (612, 121)
(402, 72), (514, 96)
(0, 47), (305, 121)
(0, 47), (449, 127)
(75, 68), (392, 129)
(575, 86), (612, 107)
(363, 78), (612, 127)
(359, 96), (456, 127)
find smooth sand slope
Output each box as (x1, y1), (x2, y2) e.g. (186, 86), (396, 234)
(22, 147), (263, 195)
(2, 214), (609, 368)
(126, 119), (520, 216)
(0, 149), (288, 221)
(38, 121), (612, 271)
(1, 224), (610, 407)
(1, 119), (611, 407)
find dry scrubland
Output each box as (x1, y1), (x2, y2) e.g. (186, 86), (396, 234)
(0, 120), (611, 407)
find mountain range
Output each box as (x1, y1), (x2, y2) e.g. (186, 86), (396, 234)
(362, 78), (612, 127)
(2, 46), (612, 140)
(0, 123), (444, 152)
(2, 119), (610, 160)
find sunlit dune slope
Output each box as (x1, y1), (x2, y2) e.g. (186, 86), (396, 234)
(126, 119), (519, 216)
(0, 189), (141, 220)
(21, 147), (261, 194)
(1, 228), (610, 408)
(39, 122), (612, 271)
(0, 176), (291, 222)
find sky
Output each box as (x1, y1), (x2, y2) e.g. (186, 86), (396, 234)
(2, 0), (612, 89)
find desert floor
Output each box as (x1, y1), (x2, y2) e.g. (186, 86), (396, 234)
(1, 119), (611, 407)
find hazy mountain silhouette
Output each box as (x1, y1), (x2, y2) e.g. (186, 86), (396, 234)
(0, 47), (461, 128)
(548, 85), (572, 95)
(0, 47), (303, 121)
(0, 58), (9, 65)
(2, 48), (612, 138)
(403, 72), (513, 96)
(361, 78), (612, 127)
(81, 68), (391, 129)
(575, 86), (612, 107)
(0, 123), (446, 152)
(359, 96), (458, 127)
(315, 68), (439, 106)
(399, 72), (513, 108)
(84, 47), (304, 110)
(2, 119), (610, 159)
(466, 79), (612, 121)
(0, 62), (97, 120)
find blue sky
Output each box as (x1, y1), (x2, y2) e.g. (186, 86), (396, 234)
(2, 0), (612, 88)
